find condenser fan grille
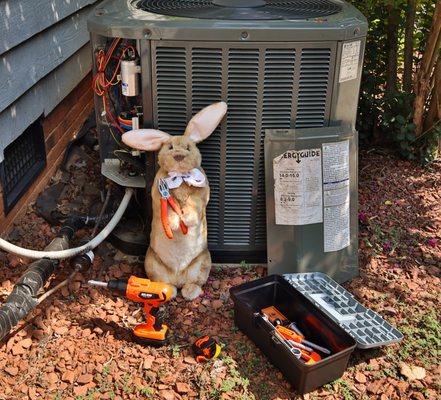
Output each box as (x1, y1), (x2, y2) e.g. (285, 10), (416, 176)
(132, 0), (342, 20)
(151, 42), (336, 250)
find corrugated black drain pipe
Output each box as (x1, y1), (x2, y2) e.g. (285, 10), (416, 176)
(0, 218), (85, 341)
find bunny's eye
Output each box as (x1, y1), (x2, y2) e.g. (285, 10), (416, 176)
(168, 144), (173, 150)
(186, 145), (190, 151)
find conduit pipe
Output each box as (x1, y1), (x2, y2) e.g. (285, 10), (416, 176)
(0, 224), (73, 341)
(0, 188), (133, 260)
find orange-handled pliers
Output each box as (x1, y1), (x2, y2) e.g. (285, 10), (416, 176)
(158, 178), (188, 239)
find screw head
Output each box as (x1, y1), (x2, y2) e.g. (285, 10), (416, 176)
(241, 31), (249, 40)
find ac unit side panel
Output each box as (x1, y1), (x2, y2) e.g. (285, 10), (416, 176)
(149, 41), (337, 252)
(265, 127), (358, 284)
(330, 38), (367, 127)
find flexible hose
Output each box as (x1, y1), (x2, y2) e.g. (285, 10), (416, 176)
(0, 233), (71, 341)
(0, 188), (133, 260)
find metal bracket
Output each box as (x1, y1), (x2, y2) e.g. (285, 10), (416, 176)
(101, 158), (145, 188)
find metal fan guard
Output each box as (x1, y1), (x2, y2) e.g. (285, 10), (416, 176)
(132, 0), (343, 20)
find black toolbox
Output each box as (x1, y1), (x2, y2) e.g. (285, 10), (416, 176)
(230, 275), (357, 394)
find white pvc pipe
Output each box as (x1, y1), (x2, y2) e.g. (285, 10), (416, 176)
(0, 188), (133, 260)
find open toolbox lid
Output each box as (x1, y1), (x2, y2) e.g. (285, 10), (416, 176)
(283, 272), (403, 349)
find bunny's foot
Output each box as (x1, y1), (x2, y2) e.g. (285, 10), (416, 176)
(181, 283), (203, 300)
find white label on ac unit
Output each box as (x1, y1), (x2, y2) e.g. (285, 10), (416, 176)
(322, 140), (350, 252)
(273, 148), (323, 225)
(339, 41), (361, 83)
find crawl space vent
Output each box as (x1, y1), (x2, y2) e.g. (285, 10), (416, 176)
(132, 0), (343, 20)
(0, 120), (46, 213)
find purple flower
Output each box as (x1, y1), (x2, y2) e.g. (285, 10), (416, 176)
(383, 240), (392, 253)
(427, 238), (438, 248)
(358, 211), (369, 224)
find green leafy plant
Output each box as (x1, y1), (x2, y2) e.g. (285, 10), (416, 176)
(348, 0), (439, 164)
(137, 386), (154, 398)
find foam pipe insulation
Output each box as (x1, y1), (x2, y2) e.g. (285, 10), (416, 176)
(0, 226), (74, 341)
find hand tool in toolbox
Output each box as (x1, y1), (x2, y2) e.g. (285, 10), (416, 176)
(258, 313), (303, 360)
(262, 306), (331, 355)
(276, 325), (331, 355)
(158, 178), (188, 239)
(192, 335), (221, 362)
(261, 306), (304, 337)
(230, 275), (360, 393)
(88, 275), (174, 345)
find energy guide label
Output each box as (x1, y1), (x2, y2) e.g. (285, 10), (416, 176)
(322, 140), (350, 252)
(273, 148), (323, 225)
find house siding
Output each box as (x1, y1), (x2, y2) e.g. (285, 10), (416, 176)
(0, 0), (99, 224)
(0, 0), (99, 162)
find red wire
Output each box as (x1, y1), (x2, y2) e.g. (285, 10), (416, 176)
(103, 95), (125, 134)
(92, 38), (132, 135)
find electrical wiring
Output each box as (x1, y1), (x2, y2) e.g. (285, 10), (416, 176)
(103, 95), (125, 135)
(92, 39), (136, 136)
(93, 41), (135, 96)
(113, 149), (131, 163)
(102, 110), (123, 146)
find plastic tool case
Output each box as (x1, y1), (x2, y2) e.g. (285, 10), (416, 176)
(230, 275), (356, 394)
(284, 272), (403, 348)
(230, 273), (403, 394)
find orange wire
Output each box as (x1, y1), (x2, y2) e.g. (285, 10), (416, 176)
(92, 38), (132, 135)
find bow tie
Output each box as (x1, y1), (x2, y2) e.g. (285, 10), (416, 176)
(164, 168), (206, 189)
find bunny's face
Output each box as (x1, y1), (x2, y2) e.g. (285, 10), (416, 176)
(157, 135), (201, 173)
(121, 102), (227, 172)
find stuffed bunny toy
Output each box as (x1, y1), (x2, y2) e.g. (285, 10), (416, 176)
(121, 102), (227, 300)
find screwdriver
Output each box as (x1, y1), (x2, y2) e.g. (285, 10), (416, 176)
(276, 325), (331, 355)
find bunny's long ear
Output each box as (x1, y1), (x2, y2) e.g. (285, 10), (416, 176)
(122, 129), (171, 151)
(184, 102), (227, 143)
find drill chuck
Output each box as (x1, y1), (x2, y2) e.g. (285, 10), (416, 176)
(108, 279), (128, 294)
(87, 279), (128, 295)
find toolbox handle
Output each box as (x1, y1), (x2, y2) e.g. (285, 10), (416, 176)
(271, 333), (282, 346)
(253, 312), (265, 329)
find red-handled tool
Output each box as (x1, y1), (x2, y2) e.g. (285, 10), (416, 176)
(276, 325), (331, 355)
(158, 178), (188, 239)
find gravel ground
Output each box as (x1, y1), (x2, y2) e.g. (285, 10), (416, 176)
(0, 145), (439, 400)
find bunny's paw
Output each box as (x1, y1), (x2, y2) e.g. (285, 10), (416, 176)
(181, 283), (202, 300)
(182, 210), (199, 227)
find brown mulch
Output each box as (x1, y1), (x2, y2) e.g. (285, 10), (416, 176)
(0, 147), (440, 400)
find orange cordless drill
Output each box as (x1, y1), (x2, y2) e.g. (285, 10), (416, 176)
(88, 276), (174, 345)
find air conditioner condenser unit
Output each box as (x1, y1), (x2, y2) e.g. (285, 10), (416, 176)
(88, 0), (367, 281)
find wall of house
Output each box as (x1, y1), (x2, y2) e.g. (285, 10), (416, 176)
(0, 0), (100, 230)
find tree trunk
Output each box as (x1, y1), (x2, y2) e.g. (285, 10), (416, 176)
(423, 60), (441, 132)
(386, 1), (400, 97)
(413, 1), (441, 135)
(403, 0), (417, 93)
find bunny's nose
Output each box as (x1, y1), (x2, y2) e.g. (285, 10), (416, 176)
(173, 154), (185, 162)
